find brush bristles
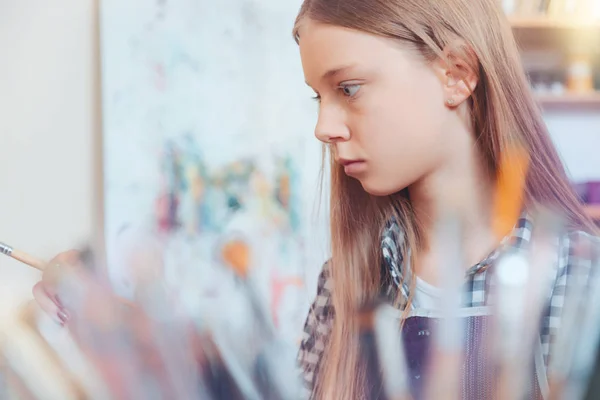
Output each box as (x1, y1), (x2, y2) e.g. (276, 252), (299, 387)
(222, 240), (250, 278)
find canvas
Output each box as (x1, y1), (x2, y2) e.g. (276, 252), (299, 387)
(100, 0), (329, 344)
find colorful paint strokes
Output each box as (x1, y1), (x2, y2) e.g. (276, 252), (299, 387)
(156, 135), (302, 237)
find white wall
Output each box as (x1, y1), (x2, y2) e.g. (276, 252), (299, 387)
(0, 0), (102, 320)
(547, 112), (600, 182)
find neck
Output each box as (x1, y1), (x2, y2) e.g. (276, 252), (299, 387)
(407, 117), (497, 285)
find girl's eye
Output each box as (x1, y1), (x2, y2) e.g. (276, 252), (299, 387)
(340, 84), (361, 97)
(312, 94), (321, 102)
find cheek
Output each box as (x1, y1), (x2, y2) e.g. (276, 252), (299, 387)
(363, 70), (445, 146)
(387, 71), (446, 139)
(353, 81), (447, 194)
(362, 93), (445, 162)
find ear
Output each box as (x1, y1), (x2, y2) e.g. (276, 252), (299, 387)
(434, 43), (479, 108)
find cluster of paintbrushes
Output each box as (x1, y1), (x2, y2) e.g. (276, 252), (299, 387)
(3, 209), (600, 400)
(1, 145), (600, 399)
(353, 147), (600, 400)
(356, 209), (600, 400)
(0, 240), (302, 400)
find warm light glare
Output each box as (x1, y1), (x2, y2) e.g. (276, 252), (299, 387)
(593, 1), (600, 19)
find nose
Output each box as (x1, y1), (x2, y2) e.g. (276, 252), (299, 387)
(314, 105), (350, 144)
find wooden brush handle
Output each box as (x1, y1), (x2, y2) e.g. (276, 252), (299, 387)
(0, 242), (46, 271)
(11, 248), (46, 271)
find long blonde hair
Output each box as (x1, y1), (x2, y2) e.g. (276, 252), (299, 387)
(293, 0), (596, 398)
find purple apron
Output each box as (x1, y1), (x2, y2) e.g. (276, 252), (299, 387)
(360, 308), (549, 400)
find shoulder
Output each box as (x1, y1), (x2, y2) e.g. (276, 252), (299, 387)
(543, 229), (600, 364)
(297, 261), (335, 395)
(547, 229), (600, 302)
(554, 230), (600, 288)
(550, 230), (600, 306)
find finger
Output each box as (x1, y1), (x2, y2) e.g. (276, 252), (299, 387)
(32, 281), (68, 326)
(48, 249), (82, 265)
(43, 250), (85, 293)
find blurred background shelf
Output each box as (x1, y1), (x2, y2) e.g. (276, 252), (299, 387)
(510, 17), (600, 30)
(505, 2), (600, 225)
(506, 6), (600, 109)
(535, 92), (600, 108)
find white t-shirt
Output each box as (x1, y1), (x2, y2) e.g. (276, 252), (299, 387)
(414, 277), (442, 310)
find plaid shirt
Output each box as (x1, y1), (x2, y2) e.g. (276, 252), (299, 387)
(297, 213), (600, 397)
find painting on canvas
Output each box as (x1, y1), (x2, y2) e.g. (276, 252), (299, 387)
(100, 0), (329, 342)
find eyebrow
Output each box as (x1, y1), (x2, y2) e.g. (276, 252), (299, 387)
(305, 64), (358, 87)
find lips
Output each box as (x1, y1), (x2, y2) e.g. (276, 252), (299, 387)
(338, 158), (367, 175)
(338, 158), (364, 166)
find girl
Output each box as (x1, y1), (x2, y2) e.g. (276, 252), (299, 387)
(293, 0), (599, 398)
(32, 0), (600, 398)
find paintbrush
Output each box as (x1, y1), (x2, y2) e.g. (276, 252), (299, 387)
(545, 220), (587, 400)
(0, 242), (46, 271)
(561, 255), (600, 400)
(221, 239), (274, 332)
(422, 212), (464, 400)
(486, 211), (559, 400)
(357, 301), (390, 400)
(491, 145), (530, 242)
(0, 304), (85, 400)
(366, 301), (412, 400)
(220, 238), (302, 399)
(493, 252), (535, 400)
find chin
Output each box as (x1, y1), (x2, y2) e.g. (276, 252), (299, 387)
(358, 179), (402, 197)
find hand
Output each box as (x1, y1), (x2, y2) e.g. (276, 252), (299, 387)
(29, 249), (199, 399)
(31, 249), (83, 326)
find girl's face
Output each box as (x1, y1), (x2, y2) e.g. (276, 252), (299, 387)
(298, 19), (456, 196)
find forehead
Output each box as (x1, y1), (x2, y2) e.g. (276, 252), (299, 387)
(297, 19), (412, 83)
